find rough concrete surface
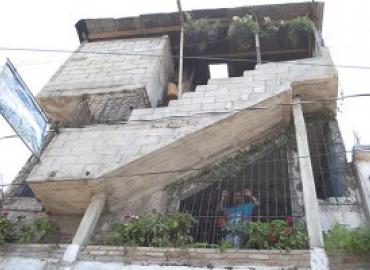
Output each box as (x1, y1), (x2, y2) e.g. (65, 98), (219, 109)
(27, 47), (337, 215)
(37, 36), (174, 123)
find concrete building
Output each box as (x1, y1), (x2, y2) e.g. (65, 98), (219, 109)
(1, 2), (370, 269)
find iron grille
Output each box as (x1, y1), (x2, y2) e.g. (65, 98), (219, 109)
(306, 116), (359, 205)
(179, 146), (299, 245)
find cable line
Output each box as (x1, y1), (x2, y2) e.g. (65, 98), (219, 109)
(2, 46), (370, 70)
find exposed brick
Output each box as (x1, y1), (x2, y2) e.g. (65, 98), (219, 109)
(88, 250), (109, 256)
(248, 253), (270, 260)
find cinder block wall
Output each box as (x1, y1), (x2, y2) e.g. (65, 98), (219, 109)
(38, 36), (174, 123)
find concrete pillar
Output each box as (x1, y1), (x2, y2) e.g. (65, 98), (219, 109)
(353, 146), (370, 222)
(287, 149), (305, 217)
(62, 192), (106, 264)
(292, 97), (324, 248)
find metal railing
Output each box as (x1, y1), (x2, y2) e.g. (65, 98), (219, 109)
(177, 144), (303, 246)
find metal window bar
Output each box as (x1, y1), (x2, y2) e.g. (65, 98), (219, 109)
(62, 90), (149, 128)
(179, 146), (297, 246)
(305, 117), (359, 205)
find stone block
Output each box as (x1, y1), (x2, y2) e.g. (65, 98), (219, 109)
(179, 104), (202, 112)
(248, 253), (270, 260)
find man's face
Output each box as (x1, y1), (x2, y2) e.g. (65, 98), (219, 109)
(234, 192), (243, 203)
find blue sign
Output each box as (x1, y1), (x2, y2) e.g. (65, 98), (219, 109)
(0, 59), (49, 156)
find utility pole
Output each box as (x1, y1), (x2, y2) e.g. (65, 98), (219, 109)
(255, 16), (261, 65)
(0, 173), (3, 200)
(176, 0), (184, 97)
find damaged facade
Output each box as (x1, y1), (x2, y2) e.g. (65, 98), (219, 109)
(1, 2), (370, 270)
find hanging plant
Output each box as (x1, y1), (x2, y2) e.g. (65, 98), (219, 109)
(286, 16), (314, 47)
(259, 16), (285, 38)
(184, 14), (221, 52)
(227, 15), (258, 51)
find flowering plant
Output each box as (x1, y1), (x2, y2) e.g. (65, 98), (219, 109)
(222, 218), (308, 250)
(227, 15), (258, 51)
(105, 212), (196, 247)
(0, 214), (59, 244)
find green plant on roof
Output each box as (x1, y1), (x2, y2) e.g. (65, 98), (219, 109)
(184, 13), (221, 52)
(286, 16), (314, 47)
(259, 16), (285, 38)
(227, 15), (258, 51)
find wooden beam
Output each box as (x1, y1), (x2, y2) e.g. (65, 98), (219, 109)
(85, 14), (314, 42)
(177, 0), (184, 97)
(197, 48), (309, 61)
(255, 16), (262, 64)
(87, 25), (181, 41)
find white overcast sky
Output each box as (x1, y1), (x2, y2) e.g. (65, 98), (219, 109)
(0, 0), (370, 186)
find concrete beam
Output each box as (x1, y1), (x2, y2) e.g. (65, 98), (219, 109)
(292, 96), (324, 248)
(353, 146), (370, 223)
(62, 192), (106, 264)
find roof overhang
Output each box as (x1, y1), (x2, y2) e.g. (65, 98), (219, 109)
(75, 2), (324, 43)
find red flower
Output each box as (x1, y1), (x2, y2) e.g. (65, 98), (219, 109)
(286, 216), (294, 224)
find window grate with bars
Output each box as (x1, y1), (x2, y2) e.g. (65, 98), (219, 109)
(179, 145), (297, 245)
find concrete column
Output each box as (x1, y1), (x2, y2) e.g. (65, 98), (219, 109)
(62, 192), (106, 264)
(353, 146), (370, 222)
(287, 148), (305, 217)
(255, 33), (261, 64)
(292, 97), (324, 248)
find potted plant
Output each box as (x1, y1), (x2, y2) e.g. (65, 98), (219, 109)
(184, 14), (221, 52)
(286, 16), (315, 47)
(227, 15), (258, 51)
(259, 16), (285, 38)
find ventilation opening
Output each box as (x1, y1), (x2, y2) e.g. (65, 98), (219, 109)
(209, 64), (228, 79)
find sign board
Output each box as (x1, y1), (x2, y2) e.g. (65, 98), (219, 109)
(0, 59), (49, 156)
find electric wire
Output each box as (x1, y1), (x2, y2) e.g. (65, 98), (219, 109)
(2, 46), (370, 70)
(0, 150), (358, 182)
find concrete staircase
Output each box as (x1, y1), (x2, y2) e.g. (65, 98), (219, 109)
(27, 50), (337, 215)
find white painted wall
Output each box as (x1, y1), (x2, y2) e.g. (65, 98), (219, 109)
(319, 204), (367, 232)
(0, 256), (301, 270)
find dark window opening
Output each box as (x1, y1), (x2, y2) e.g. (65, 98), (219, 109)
(170, 26), (314, 93)
(306, 116), (349, 200)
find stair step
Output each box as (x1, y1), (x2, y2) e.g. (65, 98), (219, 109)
(129, 85), (286, 121)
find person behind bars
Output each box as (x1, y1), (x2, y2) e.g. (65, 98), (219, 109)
(218, 188), (259, 247)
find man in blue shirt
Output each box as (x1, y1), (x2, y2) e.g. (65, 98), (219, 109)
(218, 188), (259, 247)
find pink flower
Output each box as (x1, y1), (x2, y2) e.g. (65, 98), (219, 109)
(286, 216), (294, 224)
